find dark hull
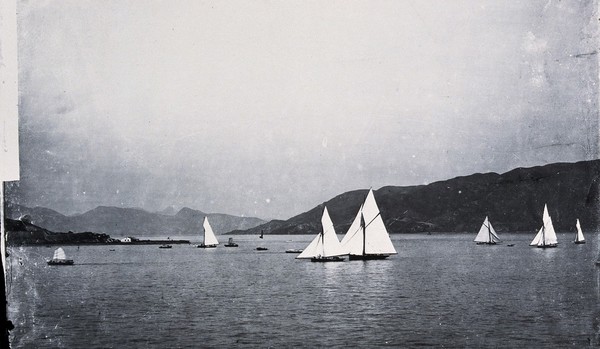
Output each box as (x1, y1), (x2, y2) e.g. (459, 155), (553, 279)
(310, 256), (345, 262)
(574, 241), (586, 244)
(197, 244), (217, 248)
(348, 254), (391, 260)
(47, 259), (74, 266)
(159, 245), (172, 249)
(536, 244), (558, 248)
(476, 242), (497, 245)
(224, 244), (239, 247)
(256, 247), (268, 251)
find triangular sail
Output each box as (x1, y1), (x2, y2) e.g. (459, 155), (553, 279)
(575, 219), (585, 242)
(530, 226), (544, 246)
(202, 217), (219, 246)
(296, 234), (322, 259)
(530, 204), (557, 246)
(340, 189), (397, 256)
(474, 216), (501, 243)
(489, 223), (500, 242)
(53, 247), (67, 260)
(339, 203), (364, 254)
(541, 204), (557, 245)
(297, 206), (344, 259)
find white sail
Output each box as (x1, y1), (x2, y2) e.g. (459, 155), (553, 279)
(530, 204), (558, 246)
(530, 226), (544, 246)
(202, 217), (219, 246)
(575, 219), (585, 242)
(53, 247), (67, 260)
(474, 216), (501, 243)
(339, 203), (364, 254)
(297, 207), (345, 259)
(340, 189), (397, 256)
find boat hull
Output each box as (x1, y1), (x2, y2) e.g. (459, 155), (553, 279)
(348, 254), (391, 260)
(310, 256), (345, 262)
(574, 241), (586, 244)
(256, 247), (268, 251)
(475, 242), (497, 245)
(536, 244), (558, 248)
(285, 249), (303, 253)
(197, 244), (217, 248)
(224, 244), (238, 247)
(47, 259), (74, 266)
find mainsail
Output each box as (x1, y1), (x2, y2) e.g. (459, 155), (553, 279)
(530, 204), (558, 247)
(202, 217), (219, 246)
(297, 206), (345, 259)
(53, 247), (67, 260)
(575, 219), (585, 243)
(339, 189), (397, 258)
(473, 216), (501, 244)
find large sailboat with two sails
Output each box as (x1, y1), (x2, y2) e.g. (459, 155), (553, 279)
(339, 189), (397, 260)
(473, 216), (501, 245)
(296, 206), (345, 262)
(530, 204), (558, 248)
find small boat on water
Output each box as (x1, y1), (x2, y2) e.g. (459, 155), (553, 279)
(224, 238), (239, 247)
(530, 204), (558, 248)
(473, 216), (501, 245)
(339, 189), (397, 260)
(506, 244), (515, 247)
(197, 217), (219, 248)
(574, 219), (586, 244)
(159, 245), (172, 249)
(297, 206), (345, 262)
(256, 247), (268, 251)
(285, 249), (303, 254)
(259, 230), (264, 239)
(47, 247), (74, 265)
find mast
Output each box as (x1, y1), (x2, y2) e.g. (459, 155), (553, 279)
(541, 226), (545, 246)
(361, 213), (366, 256)
(320, 231), (324, 256)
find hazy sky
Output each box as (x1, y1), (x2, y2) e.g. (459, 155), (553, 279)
(10, 0), (599, 219)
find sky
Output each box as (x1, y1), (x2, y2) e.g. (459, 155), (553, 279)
(7, 0), (599, 219)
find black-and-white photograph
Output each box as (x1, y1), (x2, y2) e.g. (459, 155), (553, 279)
(1, 1), (599, 347)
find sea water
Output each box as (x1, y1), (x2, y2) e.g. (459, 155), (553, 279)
(6, 233), (599, 348)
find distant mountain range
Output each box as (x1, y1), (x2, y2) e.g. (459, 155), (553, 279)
(5, 204), (265, 237)
(230, 160), (600, 235)
(6, 160), (599, 237)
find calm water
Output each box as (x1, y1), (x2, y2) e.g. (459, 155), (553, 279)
(6, 233), (600, 348)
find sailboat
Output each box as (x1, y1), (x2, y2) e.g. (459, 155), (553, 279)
(473, 216), (501, 245)
(296, 206), (345, 262)
(339, 189), (397, 260)
(47, 247), (74, 265)
(530, 204), (558, 248)
(574, 219), (586, 244)
(197, 217), (219, 248)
